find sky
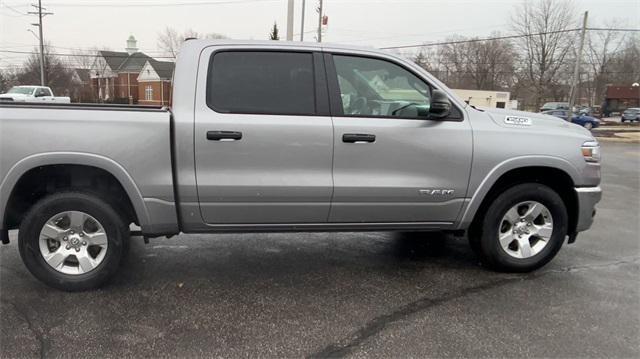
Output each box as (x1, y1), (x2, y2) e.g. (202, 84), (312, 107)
(1, 0), (639, 68)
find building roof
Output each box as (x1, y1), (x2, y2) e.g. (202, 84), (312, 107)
(118, 52), (152, 72)
(73, 68), (91, 82)
(96, 50), (155, 73)
(147, 59), (175, 79)
(97, 50), (130, 71)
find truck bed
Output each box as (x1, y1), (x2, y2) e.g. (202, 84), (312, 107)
(0, 101), (178, 236)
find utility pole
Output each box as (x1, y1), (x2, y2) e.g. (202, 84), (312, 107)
(286, 0), (294, 41)
(28, 0), (53, 86)
(568, 11), (588, 112)
(317, 0), (323, 43)
(300, 0), (306, 41)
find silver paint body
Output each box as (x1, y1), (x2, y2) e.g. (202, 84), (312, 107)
(0, 40), (601, 237)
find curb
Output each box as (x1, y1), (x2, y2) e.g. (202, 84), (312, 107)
(594, 136), (640, 144)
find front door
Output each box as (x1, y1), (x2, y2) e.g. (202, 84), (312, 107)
(325, 53), (473, 223)
(194, 50), (333, 224)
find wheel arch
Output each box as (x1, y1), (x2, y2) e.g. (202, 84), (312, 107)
(1, 152), (150, 232)
(458, 156), (580, 235)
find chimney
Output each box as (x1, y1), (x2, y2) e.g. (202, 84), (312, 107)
(125, 35), (138, 55)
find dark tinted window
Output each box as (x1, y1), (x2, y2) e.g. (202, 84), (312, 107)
(207, 51), (316, 115)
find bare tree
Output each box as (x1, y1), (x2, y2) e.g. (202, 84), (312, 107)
(428, 34), (517, 91)
(584, 21), (627, 105)
(15, 47), (74, 96)
(70, 47), (101, 69)
(511, 0), (577, 108)
(0, 68), (18, 93)
(608, 34), (640, 84)
(157, 27), (227, 58)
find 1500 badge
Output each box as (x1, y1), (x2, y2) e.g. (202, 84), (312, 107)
(504, 116), (532, 126)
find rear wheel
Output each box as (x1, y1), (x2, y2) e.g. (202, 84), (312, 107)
(18, 191), (129, 291)
(470, 183), (568, 272)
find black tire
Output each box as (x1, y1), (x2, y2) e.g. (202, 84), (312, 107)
(18, 191), (129, 291)
(471, 183), (568, 272)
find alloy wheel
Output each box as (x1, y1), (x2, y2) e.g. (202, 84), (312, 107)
(38, 211), (108, 275)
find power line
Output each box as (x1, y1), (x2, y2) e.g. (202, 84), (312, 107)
(10, 0), (278, 7)
(380, 27), (640, 50)
(0, 2), (28, 15)
(0, 49), (175, 59)
(381, 29), (582, 50)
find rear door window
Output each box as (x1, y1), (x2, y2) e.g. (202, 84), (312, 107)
(207, 51), (316, 116)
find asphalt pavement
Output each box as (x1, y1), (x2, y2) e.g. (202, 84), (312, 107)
(1, 141), (639, 358)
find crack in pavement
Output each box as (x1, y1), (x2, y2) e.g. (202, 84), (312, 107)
(5, 300), (50, 359)
(308, 257), (640, 358)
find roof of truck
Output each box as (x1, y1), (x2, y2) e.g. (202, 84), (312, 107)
(178, 39), (385, 54)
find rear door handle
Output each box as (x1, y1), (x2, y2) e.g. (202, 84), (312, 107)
(207, 131), (243, 141)
(342, 133), (376, 143)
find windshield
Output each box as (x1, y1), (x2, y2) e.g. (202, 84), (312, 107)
(7, 86), (36, 95)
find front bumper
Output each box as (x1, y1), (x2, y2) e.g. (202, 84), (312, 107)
(575, 186), (602, 232)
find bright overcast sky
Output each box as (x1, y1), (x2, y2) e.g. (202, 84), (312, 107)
(1, 0), (639, 67)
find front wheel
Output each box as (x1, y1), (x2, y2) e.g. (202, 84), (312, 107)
(471, 183), (568, 272)
(18, 191), (129, 291)
(584, 122), (593, 130)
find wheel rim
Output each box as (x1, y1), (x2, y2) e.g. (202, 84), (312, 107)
(38, 211), (108, 275)
(585, 122), (593, 129)
(498, 201), (553, 259)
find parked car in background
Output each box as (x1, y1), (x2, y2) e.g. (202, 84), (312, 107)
(0, 86), (71, 103)
(543, 110), (600, 130)
(575, 106), (593, 115)
(540, 102), (569, 112)
(621, 108), (640, 122)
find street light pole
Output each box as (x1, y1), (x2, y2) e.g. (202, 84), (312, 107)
(286, 0), (294, 41)
(317, 0), (323, 43)
(568, 11), (589, 112)
(28, 0), (52, 86)
(300, 0), (306, 41)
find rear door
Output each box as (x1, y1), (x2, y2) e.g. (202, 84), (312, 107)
(325, 52), (472, 224)
(194, 48), (334, 224)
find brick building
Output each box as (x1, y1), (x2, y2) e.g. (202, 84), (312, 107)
(604, 84), (640, 114)
(90, 35), (174, 105)
(137, 59), (174, 106)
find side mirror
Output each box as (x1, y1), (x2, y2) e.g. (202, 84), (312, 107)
(429, 89), (451, 119)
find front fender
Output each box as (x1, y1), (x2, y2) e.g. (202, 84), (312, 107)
(456, 155), (581, 229)
(0, 152), (151, 231)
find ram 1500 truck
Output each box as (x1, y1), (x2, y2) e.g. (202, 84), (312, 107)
(0, 85), (71, 103)
(0, 40), (602, 291)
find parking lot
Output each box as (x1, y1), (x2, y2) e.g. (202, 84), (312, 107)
(1, 141), (638, 358)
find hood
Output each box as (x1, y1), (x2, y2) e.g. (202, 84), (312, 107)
(478, 106), (593, 138)
(0, 93), (27, 101)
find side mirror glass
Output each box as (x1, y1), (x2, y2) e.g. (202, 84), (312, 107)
(429, 89), (451, 119)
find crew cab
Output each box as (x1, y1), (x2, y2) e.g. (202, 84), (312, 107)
(0, 40), (602, 291)
(0, 85), (71, 103)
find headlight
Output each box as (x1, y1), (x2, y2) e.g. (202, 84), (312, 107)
(581, 141), (601, 163)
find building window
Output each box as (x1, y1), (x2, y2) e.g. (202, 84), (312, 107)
(145, 85), (153, 101)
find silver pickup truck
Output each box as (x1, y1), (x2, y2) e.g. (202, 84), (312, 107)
(0, 40), (601, 291)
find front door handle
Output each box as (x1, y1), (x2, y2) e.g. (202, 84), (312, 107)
(207, 131), (243, 141)
(342, 133), (376, 143)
